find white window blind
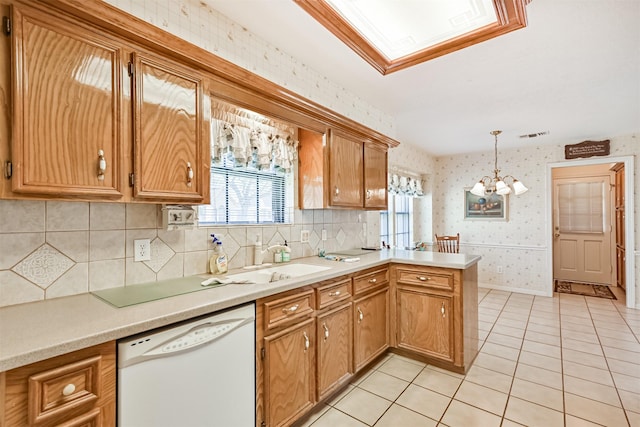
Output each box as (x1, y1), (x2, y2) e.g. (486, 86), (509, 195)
(380, 194), (413, 248)
(199, 166), (291, 225)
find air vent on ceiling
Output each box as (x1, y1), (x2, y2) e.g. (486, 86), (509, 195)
(519, 131), (549, 139)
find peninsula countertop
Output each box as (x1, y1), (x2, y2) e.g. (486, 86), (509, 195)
(0, 249), (480, 372)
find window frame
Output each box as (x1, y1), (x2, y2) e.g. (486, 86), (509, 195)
(380, 194), (414, 249)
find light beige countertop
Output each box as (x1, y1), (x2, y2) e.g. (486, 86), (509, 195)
(0, 250), (480, 372)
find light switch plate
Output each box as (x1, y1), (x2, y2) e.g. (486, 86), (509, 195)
(301, 230), (310, 243)
(134, 239), (151, 262)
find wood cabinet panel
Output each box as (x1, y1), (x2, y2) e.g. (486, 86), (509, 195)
(395, 267), (454, 291)
(364, 143), (387, 209)
(612, 164), (625, 290)
(353, 287), (389, 371)
(316, 303), (352, 400)
(328, 131), (363, 207)
(263, 318), (315, 427)
(9, 4), (124, 199)
(316, 278), (351, 310)
(263, 289), (314, 332)
(397, 289), (454, 361)
(353, 267), (389, 295)
(1, 341), (115, 427)
(132, 51), (210, 203)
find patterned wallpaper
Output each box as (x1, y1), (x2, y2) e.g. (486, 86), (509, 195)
(433, 133), (639, 306)
(389, 141), (436, 245)
(102, 0), (396, 138)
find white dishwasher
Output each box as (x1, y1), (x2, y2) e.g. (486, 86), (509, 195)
(117, 303), (255, 427)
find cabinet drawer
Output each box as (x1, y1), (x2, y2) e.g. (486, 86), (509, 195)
(263, 290), (314, 331)
(396, 267), (454, 291)
(353, 268), (389, 295)
(316, 278), (352, 309)
(28, 355), (102, 425)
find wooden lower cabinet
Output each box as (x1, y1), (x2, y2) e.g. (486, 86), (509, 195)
(0, 341), (115, 427)
(353, 287), (390, 371)
(262, 318), (315, 427)
(316, 302), (353, 401)
(391, 263), (478, 373)
(256, 263), (476, 426)
(397, 288), (454, 362)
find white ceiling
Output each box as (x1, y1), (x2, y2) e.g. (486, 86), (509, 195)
(205, 0), (640, 156)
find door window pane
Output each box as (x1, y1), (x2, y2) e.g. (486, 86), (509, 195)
(558, 181), (605, 233)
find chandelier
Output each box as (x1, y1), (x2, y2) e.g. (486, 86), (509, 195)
(470, 130), (528, 196)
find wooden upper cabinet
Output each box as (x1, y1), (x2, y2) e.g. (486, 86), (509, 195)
(364, 142), (388, 209)
(131, 52), (210, 203)
(329, 131), (363, 208)
(8, 4), (124, 199)
(298, 128), (389, 210)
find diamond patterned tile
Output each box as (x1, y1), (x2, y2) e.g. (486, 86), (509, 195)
(12, 244), (75, 288)
(144, 238), (176, 273)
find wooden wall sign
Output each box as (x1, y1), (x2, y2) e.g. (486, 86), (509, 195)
(565, 140), (610, 159)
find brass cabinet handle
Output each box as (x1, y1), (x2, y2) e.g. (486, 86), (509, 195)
(329, 291), (341, 297)
(417, 276), (431, 281)
(366, 189), (372, 199)
(97, 149), (106, 181)
(186, 161), (194, 187)
(303, 331), (310, 351)
(368, 278), (377, 284)
(441, 302), (446, 317)
(322, 323), (329, 341)
(334, 186), (340, 197)
(282, 304), (299, 314)
(357, 307), (364, 323)
(62, 383), (76, 396)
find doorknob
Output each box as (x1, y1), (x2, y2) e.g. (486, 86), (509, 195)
(554, 233), (560, 238)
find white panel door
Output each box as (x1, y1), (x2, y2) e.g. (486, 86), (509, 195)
(553, 176), (613, 284)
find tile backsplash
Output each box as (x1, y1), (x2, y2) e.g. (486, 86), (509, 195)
(0, 200), (370, 307)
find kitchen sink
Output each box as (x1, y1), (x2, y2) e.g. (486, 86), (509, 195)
(226, 263), (331, 284)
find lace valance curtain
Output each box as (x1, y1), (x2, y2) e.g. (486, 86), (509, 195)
(210, 100), (298, 172)
(388, 170), (424, 197)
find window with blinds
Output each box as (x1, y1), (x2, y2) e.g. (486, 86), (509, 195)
(380, 194), (413, 248)
(198, 166), (292, 225)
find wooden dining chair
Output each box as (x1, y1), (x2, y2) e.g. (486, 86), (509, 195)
(434, 233), (460, 253)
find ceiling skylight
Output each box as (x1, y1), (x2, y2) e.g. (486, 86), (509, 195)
(324, 0), (498, 61)
(295, 0), (531, 74)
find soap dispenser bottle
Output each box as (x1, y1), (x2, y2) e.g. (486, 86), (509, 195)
(254, 235), (263, 265)
(282, 240), (291, 262)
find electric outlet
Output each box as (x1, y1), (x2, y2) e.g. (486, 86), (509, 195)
(497, 266), (503, 274)
(134, 239), (151, 262)
(300, 230), (310, 243)
(321, 229), (327, 241)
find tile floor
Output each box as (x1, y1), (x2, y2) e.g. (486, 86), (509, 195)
(298, 287), (640, 427)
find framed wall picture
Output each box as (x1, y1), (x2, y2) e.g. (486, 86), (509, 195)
(464, 189), (508, 221)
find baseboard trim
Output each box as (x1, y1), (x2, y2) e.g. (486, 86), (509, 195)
(478, 282), (551, 297)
